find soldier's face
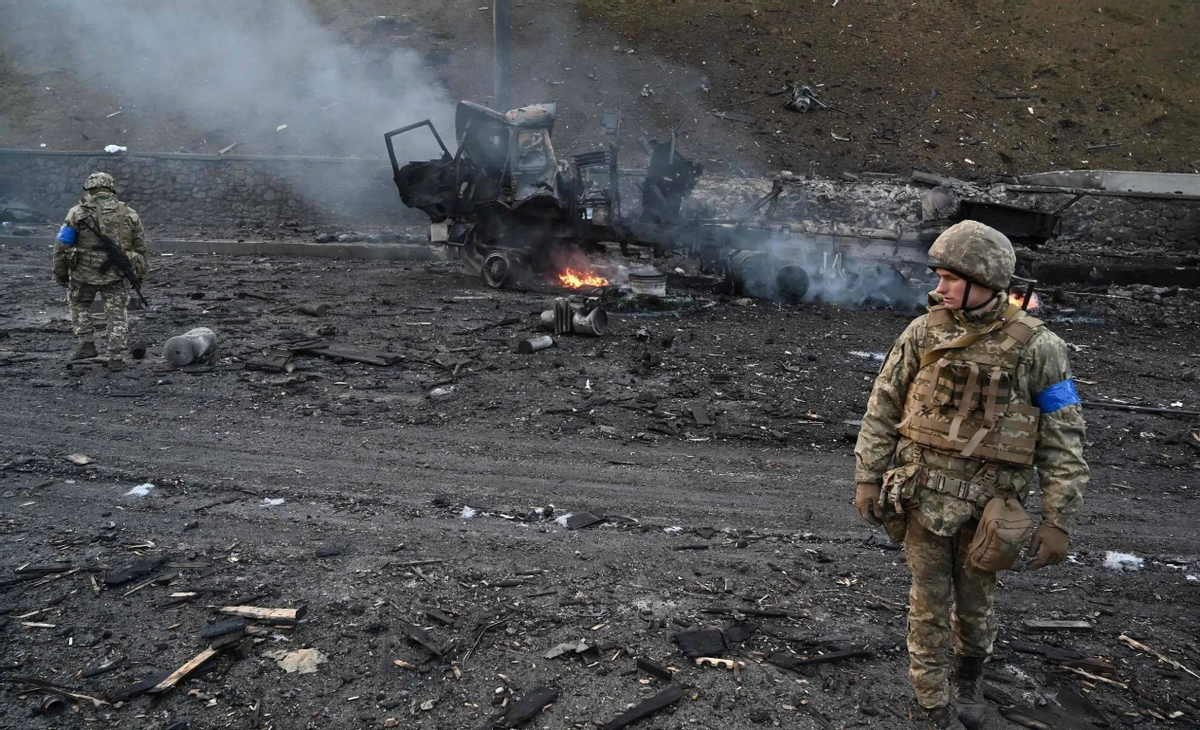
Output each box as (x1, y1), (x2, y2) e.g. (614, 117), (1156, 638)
(934, 269), (995, 310)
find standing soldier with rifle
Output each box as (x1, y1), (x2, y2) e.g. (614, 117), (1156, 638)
(53, 172), (148, 370)
(854, 221), (1089, 729)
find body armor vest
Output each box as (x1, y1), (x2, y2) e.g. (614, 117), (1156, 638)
(898, 303), (1044, 467)
(68, 195), (135, 286)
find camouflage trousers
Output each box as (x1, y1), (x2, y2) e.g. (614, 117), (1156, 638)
(904, 514), (997, 709)
(68, 279), (130, 359)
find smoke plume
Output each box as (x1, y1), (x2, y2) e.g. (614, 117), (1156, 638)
(728, 236), (926, 309)
(0, 0), (454, 159)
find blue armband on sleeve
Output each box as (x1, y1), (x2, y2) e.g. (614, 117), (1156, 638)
(57, 225), (78, 245)
(1035, 378), (1081, 413)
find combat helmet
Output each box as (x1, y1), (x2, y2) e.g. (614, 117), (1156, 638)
(927, 220), (1015, 292)
(83, 171), (117, 193)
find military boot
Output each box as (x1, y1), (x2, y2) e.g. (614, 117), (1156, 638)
(955, 656), (987, 730)
(107, 357), (127, 372)
(71, 341), (97, 360)
(925, 705), (967, 730)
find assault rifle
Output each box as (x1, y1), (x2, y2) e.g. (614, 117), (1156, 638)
(77, 217), (148, 306)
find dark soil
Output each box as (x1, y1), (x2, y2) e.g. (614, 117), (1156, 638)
(1, 244), (1198, 728)
(1, 0), (1197, 180)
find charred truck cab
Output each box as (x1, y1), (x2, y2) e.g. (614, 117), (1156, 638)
(386, 101), (629, 288)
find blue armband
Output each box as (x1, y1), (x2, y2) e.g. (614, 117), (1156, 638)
(1035, 378), (1081, 413)
(56, 225), (78, 245)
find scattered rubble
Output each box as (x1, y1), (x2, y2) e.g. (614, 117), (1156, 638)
(0, 247), (1196, 729)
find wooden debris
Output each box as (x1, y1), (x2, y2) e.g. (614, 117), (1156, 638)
(1119, 633), (1200, 681)
(1001, 703), (1100, 730)
(244, 347), (294, 373)
(1059, 665), (1127, 689)
(425, 608), (456, 627)
(911, 170), (968, 188)
(599, 685), (684, 730)
(218, 604), (307, 625)
(496, 686), (558, 729)
(397, 620), (445, 658)
(766, 649), (872, 671)
(290, 339), (400, 366)
(636, 657), (673, 681)
(690, 403), (713, 426)
(79, 658), (123, 679)
(1022, 619), (1092, 632)
(122, 570), (177, 597)
(150, 648), (218, 694)
(112, 670), (173, 702)
(105, 555), (167, 586)
(712, 110), (758, 125)
(673, 629), (726, 657)
(14, 564), (76, 576)
(723, 622), (757, 644)
(232, 636), (255, 660)
(210, 630), (250, 652)
(203, 614), (250, 636)
(701, 607), (796, 619)
(1045, 649), (1115, 676)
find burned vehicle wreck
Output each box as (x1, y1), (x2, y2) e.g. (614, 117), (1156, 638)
(386, 100), (712, 290)
(385, 101), (1054, 305)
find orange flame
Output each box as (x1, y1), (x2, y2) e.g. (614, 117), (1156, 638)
(559, 268), (610, 288)
(1009, 292), (1041, 310)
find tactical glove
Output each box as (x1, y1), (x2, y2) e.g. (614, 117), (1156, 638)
(1026, 523), (1069, 570)
(855, 482), (883, 525)
(56, 274), (70, 287)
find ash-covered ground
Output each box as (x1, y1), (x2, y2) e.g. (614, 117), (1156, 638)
(1, 243), (1198, 729)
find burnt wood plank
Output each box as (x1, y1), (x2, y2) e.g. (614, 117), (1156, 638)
(497, 686), (559, 729)
(599, 685), (684, 730)
(105, 555), (167, 586)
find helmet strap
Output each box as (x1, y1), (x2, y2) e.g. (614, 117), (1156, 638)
(960, 279), (999, 312)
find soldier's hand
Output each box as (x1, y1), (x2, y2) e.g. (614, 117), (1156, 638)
(56, 274), (69, 288)
(855, 482), (883, 525)
(1026, 524), (1069, 570)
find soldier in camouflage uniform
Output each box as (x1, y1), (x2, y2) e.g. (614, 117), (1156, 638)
(52, 172), (147, 370)
(853, 221), (1088, 730)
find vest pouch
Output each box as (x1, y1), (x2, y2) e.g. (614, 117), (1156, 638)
(880, 464), (922, 543)
(966, 496), (1034, 573)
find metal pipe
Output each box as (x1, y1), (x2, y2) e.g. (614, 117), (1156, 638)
(571, 308), (608, 336)
(493, 0), (511, 110)
(518, 335), (554, 354)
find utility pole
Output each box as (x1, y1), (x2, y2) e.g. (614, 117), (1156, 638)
(493, 0), (511, 110)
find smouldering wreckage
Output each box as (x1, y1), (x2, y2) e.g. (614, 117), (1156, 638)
(385, 101), (1057, 305)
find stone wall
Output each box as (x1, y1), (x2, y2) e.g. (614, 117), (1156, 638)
(688, 175), (1200, 257)
(0, 149), (418, 230)
(1005, 192), (1200, 254)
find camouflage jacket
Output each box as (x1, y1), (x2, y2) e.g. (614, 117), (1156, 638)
(53, 192), (147, 286)
(855, 299), (1088, 536)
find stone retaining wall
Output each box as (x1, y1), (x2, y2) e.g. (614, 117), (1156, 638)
(2, 149), (1195, 254)
(0, 149), (416, 229)
(688, 175), (1200, 256)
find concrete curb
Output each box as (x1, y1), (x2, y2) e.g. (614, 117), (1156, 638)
(0, 236), (445, 262)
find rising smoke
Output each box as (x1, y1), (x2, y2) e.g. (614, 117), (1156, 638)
(0, 0), (453, 159)
(728, 236), (927, 309)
